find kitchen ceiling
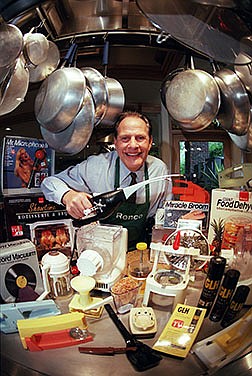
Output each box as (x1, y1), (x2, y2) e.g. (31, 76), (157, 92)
(0, 0), (252, 141)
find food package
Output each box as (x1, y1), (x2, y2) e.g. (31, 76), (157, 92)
(208, 189), (252, 304)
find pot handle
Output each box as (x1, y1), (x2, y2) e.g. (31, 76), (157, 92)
(60, 43), (77, 68)
(102, 40), (109, 77)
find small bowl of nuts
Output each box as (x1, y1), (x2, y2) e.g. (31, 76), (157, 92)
(111, 276), (140, 314)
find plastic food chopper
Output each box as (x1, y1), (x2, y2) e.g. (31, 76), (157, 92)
(143, 228), (210, 310)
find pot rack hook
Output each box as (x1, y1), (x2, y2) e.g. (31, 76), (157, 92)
(156, 31), (171, 44)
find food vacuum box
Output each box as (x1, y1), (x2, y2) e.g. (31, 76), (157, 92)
(1, 135), (55, 196)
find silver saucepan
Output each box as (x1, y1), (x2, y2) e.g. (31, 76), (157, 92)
(165, 67), (220, 132)
(214, 67), (250, 135)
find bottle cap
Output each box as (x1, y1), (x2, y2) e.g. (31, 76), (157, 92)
(136, 242), (147, 251)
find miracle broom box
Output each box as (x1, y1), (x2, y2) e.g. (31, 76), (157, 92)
(1, 135), (55, 196)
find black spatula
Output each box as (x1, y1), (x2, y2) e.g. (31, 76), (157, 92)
(104, 304), (162, 372)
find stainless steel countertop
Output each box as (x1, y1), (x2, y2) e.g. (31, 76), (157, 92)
(1, 273), (252, 376)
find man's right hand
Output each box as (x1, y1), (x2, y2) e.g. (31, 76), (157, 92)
(62, 189), (93, 219)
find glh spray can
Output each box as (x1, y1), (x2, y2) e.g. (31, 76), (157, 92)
(221, 285), (250, 327)
(209, 269), (240, 322)
(197, 256), (226, 316)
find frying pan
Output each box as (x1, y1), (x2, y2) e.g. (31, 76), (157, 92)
(214, 67), (250, 135)
(0, 23), (23, 68)
(23, 31), (49, 67)
(227, 107), (252, 152)
(40, 87), (95, 155)
(28, 41), (60, 83)
(104, 304), (162, 372)
(34, 43), (86, 133)
(101, 77), (125, 126)
(81, 67), (107, 126)
(164, 65), (220, 132)
(0, 56), (29, 116)
(234, 36), (252, 95)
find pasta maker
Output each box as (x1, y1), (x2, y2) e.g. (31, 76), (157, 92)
(76, 223), (128, 291)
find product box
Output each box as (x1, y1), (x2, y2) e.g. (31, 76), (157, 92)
(208, 189), (252, 250)
(163, 201), (209, 230)
(0, 239), (44, 303)
(2, 194), (71, 257)
(208, 189), (252, 303)
(29, 219), (74, 260)
(1, 135), (55, 196)
(153, 303), (206, 358)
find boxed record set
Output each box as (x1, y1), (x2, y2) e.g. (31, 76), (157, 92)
(1, 135), (55, 196)
(0, 239), (44, 303)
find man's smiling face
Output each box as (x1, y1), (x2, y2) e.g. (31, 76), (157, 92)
(114, 115), (152, 172)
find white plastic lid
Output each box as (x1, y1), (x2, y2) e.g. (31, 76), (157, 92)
(77, 249), (104, 276)
(41, 251), (69, 274)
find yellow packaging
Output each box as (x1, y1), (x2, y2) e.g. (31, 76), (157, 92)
(153, 303), (206, 358)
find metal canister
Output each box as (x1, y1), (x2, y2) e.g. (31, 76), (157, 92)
(209, 268), (240, 322)
(197, 256), (226, 316)
(221, 285), (250, 327)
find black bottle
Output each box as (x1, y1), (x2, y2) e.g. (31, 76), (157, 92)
(197, 256), (226, 316)
(209, 269), (240, 322)
(221, 285), (250, 328)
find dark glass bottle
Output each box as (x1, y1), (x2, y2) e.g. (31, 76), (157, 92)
(209, 269), (240, 322)
(197, 256), (226, 316)
(221, 285), (250, 328)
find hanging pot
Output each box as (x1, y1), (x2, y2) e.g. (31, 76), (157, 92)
(0, 56), (29, 116)
(214, 67), (250, 135)
(0, 23), (23, 68)
(23, 31), (49, 67)
(40, 87), (95, 155)
(234, 36), (252, 95)
(227, 107), (252, 152)
(28, 41), (60, 83)
(81, 67), (107, 126)
(100, 77), (125, 126)
(164, 62), (220, 132)
(34, 44), (86, 133)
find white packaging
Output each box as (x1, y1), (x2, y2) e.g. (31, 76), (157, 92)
(0, 239), (44, 303)
(208, 189), (252, 304)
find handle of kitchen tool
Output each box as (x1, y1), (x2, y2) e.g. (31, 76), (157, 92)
(104, 304), (137, 345)
(102, 40), (109, 77)
(61, 43), (76, 67)
(68, 44), (78, 66)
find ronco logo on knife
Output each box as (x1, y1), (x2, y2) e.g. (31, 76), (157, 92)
(239, 191), (249, 202)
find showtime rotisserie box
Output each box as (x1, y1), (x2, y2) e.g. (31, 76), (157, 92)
(1, 194), (73, 260)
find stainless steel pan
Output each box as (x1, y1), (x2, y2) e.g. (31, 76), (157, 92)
(100, 77), (125, 126)
(228, 108), (252, 152)
(28, 41), (60, 83)
(23, 31), (49, 67)
(40, 87), (95, 155)
(0, 57), (29, 116)
(81, 67), (107, 126)
(34, 43), (86, 133)
(214, 68), (250, 135)
(234, 36), (252, 95)
(0, 23), (23, 68)
(165, 68), (220, 132)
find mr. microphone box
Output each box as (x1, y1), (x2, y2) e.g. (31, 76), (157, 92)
(0, 239), (44, 303)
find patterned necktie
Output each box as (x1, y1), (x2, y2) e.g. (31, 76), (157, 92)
(128, 172), (137, 203)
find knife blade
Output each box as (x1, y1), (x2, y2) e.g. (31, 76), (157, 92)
(78, 346), (137, 355)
